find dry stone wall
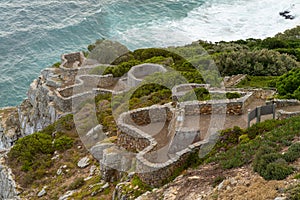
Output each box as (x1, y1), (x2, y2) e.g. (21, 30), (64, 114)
(61, 52), (84, 68)
(277, 110), (300, 120)
(182, 92), (253, 116)
(117, 105), (172, 152)
(266, 99), (300, 108)
(115, 103), (210, 186)
(172, 83), (210, 101)
(127, 63), (167, 87)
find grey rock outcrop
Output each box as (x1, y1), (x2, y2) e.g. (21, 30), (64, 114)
(0, 107), (21, 148)
(0, 162), (20, 200)
(18, 69), (61, 137)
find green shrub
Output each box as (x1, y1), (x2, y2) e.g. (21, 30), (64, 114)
(283, 143), (300, 162)
(131, 84), (169, 99)
(263, 160), (294, 180)
(226, 92), (241, 99)
(53, 136), (74, 151)
(143, 56), (174, 66)
(9, 132), (54, 165)
(216, 49), (299, 76)
(236, 76), (279, 89)
(103, 60), (141, 77)
(253, 152), (282, 176)
(261, 37), (288, 49)
(238, 134), (250, 144)
(276, 68), (300, 100)
(180, 87), (210, 101)
(247, 119), (284, 139)
(52, 62), (61, 68)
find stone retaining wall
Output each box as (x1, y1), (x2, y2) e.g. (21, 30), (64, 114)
(117, 105), (172, 152)
(181, 92), (253, 115)
(266, 99), (300, 108)
(54, 73), (115, 112)
(225, 88), (275, 100)
(61, 52), (85, 68)
(172, 83), (210, 101)
(277, 110), (300, 120)
(115, 103), (210, 186)
(136, 140), (207, 186)
(127, 63), (167, 88)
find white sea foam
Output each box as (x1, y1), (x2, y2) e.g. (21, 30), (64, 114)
(119, 0), (300, 48)
(0, 0), (299, 107)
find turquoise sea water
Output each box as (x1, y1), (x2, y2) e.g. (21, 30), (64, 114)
(0, 0), (299, 107)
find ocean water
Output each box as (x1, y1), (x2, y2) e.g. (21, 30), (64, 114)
(0, 0), (299, 108)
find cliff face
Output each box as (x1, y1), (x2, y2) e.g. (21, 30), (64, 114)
(18, 68), (60, 137)
(0, 53), (82, 148)
(0, 107), (20, 148)
(0, 154), (20, 200)
(0, 69), (60, 148)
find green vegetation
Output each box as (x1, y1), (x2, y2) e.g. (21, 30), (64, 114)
(103, 60), (141, 77)
(6, 26), (300, 198)
(203, 116), (300, 180)
(129, 84), (172, 110)
(197, 26), (300, 77)
(7, 114), (76, 187)
(216, 49), (299, 76)
(236, 76), (278, 88)
(276, 68), (300, 100)
(94, 93), (118, 135)
(180, 87), (211, 101)
(105, 47), (205, 84)
(131, 175), (153, 197)
(180, 88), (241, 102)
(52, 62), (61, 68)
(53, 135), (74, 151)
(225, 92), (241, 99)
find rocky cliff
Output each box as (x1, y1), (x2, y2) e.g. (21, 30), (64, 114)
(0, 153), (20, 200)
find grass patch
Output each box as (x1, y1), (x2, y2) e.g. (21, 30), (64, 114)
(236, 75), (278, 88)
(68, 177), (85, 190)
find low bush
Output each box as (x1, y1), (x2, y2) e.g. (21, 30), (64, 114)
(7, 115), (76, 188)
(283, 143), (300, 162)
(204, 116), (300, 181)
(103, 60), (141, 77)
(180, 87), (210, 101)
(263, 160), (294, 180)
(226, 92), (241, 99)
(276, 68), (300, 100)
(52, 62), (61, 68)
(53, 135), (74, 151)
